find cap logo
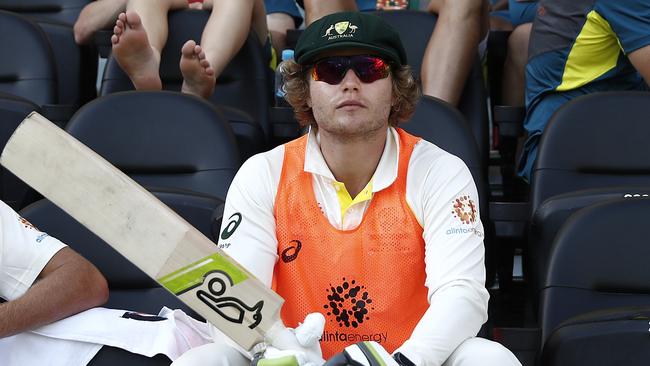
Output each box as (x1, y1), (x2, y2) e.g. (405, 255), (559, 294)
(323, 21), (358, 40)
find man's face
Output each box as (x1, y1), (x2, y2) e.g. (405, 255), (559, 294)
(307, 51), (394, 139)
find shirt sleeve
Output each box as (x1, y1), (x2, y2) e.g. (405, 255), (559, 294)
(0, 201), (66, 301)
(217, 146), (285, 287)
(396, 146), (489, 366)
(596, 1), (650, 54)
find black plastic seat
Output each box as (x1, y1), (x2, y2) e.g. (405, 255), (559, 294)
(401, 95), (495, 286)
(0, 0), (90, 25)
(528, 91), (650, 306)
(0, 93), (41, 209)
(100, 9), (270, 156)
(374, 10), (490, 167)
(65, 91), (241, 201)
(0, 10), (57, 106)
(539, 198), (650, 365)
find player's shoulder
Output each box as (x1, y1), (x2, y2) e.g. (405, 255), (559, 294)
(236, 144), (285, 179)
(411, 139), (470, 175)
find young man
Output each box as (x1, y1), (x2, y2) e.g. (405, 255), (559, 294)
(0, 200), (108, 338)
(174, 11), (520, 366)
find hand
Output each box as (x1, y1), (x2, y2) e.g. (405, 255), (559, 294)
(324, 341), (399, 366)
(252, 313), (326, 366)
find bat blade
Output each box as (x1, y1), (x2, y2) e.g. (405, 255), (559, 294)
(0, 112), (284, 352)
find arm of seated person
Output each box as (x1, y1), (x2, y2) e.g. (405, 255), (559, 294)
(628, 44), (650, 85)
(0, 247), (108, 338)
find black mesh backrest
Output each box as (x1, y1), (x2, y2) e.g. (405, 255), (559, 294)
(0, 93), (40, 209)
(0, 0), (90, 25)
(373, 10), (489, 165)
(539, 198), (650, 345)
(531, 91), (650, 213)
(100, 9), (271, 142)
(401, 95), (495, 283)
(0, 10), (57, 105)
(65, 91), (240, 200)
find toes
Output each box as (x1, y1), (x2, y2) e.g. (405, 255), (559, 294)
(199, 58), (210, 68)
(181, 40), (197, 55)
(111, 34), (119, 45)
(125, 11), (142, 28)
(117, 12), (126, 23)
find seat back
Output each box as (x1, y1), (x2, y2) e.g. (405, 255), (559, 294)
(0, 0), (90, 25)
(374, 10), (489, 166)
(528, 187), (650, 309)
(541, 306), (650, 366)
(100, 9), (270, 149)
(540, 198), (650, 345)
(0, 93), (41, 209)
(401, 95), (495, 285)
(531, 91), (650, 213)
(65, 91), (241, 200)
(0, 10), (57, 106)
(36, 19), (98, 106)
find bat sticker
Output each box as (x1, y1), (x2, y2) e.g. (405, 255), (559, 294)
(197, 272), (264, 329)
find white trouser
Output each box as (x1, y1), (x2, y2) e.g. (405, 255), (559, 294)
(171, 336), (521, 366)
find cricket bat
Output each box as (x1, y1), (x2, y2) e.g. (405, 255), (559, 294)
(0, 112), (287, 353)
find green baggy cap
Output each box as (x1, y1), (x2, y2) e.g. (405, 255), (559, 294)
(294, 11), (407, 66)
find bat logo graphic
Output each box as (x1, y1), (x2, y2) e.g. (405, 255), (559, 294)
(196, 271), (264, 329)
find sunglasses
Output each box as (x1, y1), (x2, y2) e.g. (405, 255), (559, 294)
(311, 55), (391, 85)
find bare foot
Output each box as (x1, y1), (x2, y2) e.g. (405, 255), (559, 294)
(180, 40), (216, 99)
(111, 11), (162, 90)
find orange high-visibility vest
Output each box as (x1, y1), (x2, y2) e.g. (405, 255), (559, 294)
(273, 128), (429, 358)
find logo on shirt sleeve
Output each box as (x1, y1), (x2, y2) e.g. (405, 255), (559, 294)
(451, 195), (477, 224)
(220, 213), (242, 240)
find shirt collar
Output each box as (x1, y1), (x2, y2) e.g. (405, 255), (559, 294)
(303, 126), (400, 193)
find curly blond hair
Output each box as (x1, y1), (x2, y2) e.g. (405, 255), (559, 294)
(281, 59), (420, 128)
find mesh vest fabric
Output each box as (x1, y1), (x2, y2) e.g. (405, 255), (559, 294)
(273, 128), (429, 357)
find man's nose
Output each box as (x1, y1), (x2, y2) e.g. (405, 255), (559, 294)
(340, 69), (361, 90)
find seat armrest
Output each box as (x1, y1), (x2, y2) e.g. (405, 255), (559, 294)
(493, 105), (525, 137)
(489, 201), (531, 238)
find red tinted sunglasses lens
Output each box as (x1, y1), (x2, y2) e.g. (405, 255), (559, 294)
(312, 56), (390, 85)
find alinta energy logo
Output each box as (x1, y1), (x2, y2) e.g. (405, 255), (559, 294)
(323, 21), (359, 40)
(323, 278), (373, 328)
(452, 195), (477, 225)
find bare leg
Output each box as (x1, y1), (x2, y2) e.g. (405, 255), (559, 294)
(502, 23), (531, 106)
(74, 0), (127, 45)
(302, 0), (358, 25)
(267, 12), (296, 56)
(421, 0), (489, 106)
(111, 0), (186, 90)
(181, 0), (268, 98)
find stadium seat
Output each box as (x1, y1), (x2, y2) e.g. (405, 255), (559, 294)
(401, 95), (496, 287)
(35, 18), (98, 107)
(65, 91), (241, 201)
(0, 10), (96, 125)
(0, 93), (40, 210)
(0, 10), (57, 106)
(527, 91), (650, 305)
(0, 0), (90, 25)
(99, 9), (270, 155)
(539, 198), (650, 366)
(374, 10), (490, 167)
(19, 193), (222, 365)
